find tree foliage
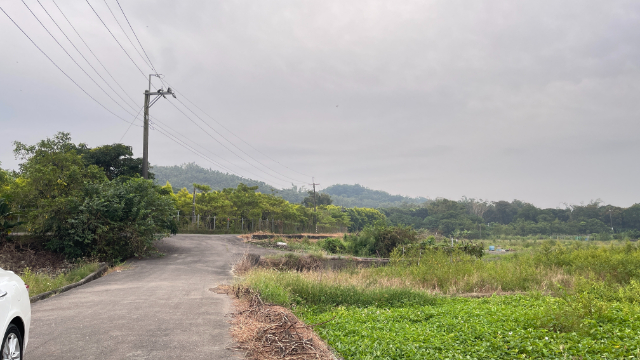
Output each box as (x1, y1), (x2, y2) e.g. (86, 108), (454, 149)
(383, 197), (640, 238)
(83, 143), (150, 180)
(302, 191), (332, 207)
(2, 132), (176, 260)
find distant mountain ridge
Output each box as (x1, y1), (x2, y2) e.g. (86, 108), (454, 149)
(153, 163), (308, 203)
(322, 184), (429, 208)
(153, 163), (428, 208)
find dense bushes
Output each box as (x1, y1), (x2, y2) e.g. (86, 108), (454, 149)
(44, 178), (177, 260)
(319, 237), (346, 254)
(1, 133), (177, 261)
(339, 223), (418, 257)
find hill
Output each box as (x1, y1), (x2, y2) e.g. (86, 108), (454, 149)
(321, 184), (429, 208)
(153, 164), (428, 208)
(152, 163), (308, 203)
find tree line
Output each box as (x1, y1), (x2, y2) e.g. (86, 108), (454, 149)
(381, 197), (640, 239)
(0, 133), (386, 260)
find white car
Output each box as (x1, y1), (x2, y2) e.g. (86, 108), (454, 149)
(0, 268), (30, 360)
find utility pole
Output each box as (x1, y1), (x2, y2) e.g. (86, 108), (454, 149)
(142, 74), (176, 179)
(192, 185), (197, 224)
(609, 209), (614, 232)
(310, 177), (320, 233)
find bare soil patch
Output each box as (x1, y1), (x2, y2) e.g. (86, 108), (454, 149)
(215, 285), (336, 360)
(0, 237), (71, 275)
(240, 232), (345, 242)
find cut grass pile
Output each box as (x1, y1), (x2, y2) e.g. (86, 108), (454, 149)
(20, 262), (100, 297)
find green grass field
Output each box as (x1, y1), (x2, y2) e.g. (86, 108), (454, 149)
(242, 240), (640, 359)
(298, 296), (640, 359)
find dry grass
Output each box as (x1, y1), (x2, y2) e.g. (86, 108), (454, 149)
(234, 253), (329, 275)
(240, 233), (346, 243)
(248, 263), (573, 296)
(217, 285), (336, 360)
(233, 253), (262, 275)
(104, 262), (133, 276)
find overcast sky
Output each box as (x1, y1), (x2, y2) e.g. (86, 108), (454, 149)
(1, 0), (639, 208)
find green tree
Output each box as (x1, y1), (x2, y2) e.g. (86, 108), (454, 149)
(302, 191), (332, 207)
(0, 198), (22, 241)
(83, 143), (150, 180)
(8, 133), (176, 260)
(45, 178), (177, 260)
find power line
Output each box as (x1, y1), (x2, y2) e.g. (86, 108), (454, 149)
(104, 4), (310, 185)
(164, 99), (301, 185)
(44, 1), (266, 182)
(113, 0), (164, 87)
(51, 0), (141, 110)
(119, 106), (144, 142)
(164, 80), (312, 179)
(101, 0), (152, 70)
(21, 0), (139, 119)
(148, 116), (284, 186)
(3, 3), (279, 186)
(35, 0), (138, 114)
(171, 95), (308, 184)
(84, 0), (152, 83)
(0, 5), (139, 126)
(150, 121), (285, 187)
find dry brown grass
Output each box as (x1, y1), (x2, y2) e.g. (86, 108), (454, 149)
(104, 262), (133, 276)
(216, 285), (336, 360)
(240, 233), (346, 243)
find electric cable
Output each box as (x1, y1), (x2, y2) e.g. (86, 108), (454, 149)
(119, 106), (144, 142)
(151, 122), (286, 187)
(0, 5), (140, 126)
(114, 0), (163, 86)
(3, 4), (278, 185)
(101, 0), (152, 70)
(164, 80), (312, 179)
(165, 99), (301, 185)
(106, 5), (310, 184)
(172, 96), (308, 184)
(21, 0), (141, 120)
(35, 0), (139, 114)
(84, 0), (152, 82)
(51, 0), (141, 109)
(149, 117), (281, 185)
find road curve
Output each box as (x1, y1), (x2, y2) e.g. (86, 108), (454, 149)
(26, 234), (271, 360)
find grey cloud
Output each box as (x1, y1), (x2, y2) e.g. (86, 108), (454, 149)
(1, 0), (639, 207)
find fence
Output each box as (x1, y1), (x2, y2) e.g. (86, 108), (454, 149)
(177, 214), (346, 234)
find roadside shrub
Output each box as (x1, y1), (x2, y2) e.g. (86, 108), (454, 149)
(44, 178), (177, 261)
(344, 223), (419, 257)
(319, 237), (346, 254)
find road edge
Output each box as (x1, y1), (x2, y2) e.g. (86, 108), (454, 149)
(29, 262), (109, 303)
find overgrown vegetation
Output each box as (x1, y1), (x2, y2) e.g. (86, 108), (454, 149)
(240, 241), (640, 358)
(20, 262), (100, 297)
(0, 133), (176, 262)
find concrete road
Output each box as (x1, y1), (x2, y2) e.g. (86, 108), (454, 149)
(26, 234), (271, 360)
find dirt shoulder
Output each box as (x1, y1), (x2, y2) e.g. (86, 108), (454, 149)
(216, 285), (336, 360)
(0, 237), (71, 275)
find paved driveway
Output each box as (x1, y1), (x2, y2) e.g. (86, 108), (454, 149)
(26, 234), (270, 359)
